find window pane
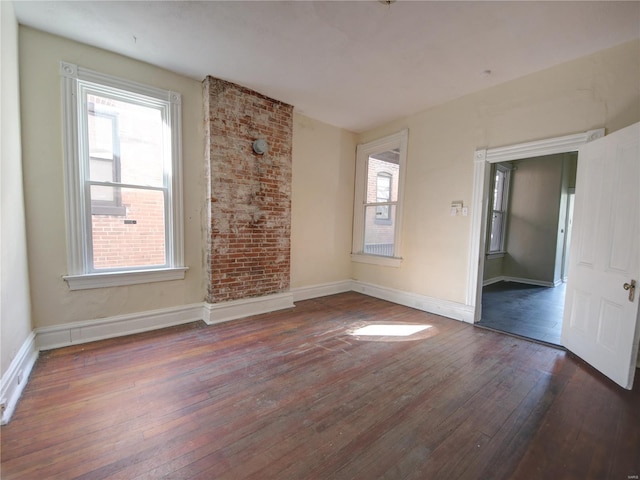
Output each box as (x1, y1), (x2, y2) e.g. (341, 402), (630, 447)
(91, 186), (166, 269)
(366, 150), (400, 203)
(377, 174), (391, 202)
(493, 169), (505, 210)
(88, 112), (115, 163)
(91, 183), (116, 204)
(376, 173), (392, 220)
(364, 204), (396, 256)
(90, 159), (117, 204)
(88, 94), (165, 187)
(88, 109), (118, 208)
(489, 211), (503, 252)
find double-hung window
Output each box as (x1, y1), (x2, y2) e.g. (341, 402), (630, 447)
(60, 62), (186, 289)
(487, 163), (512, 256)
(352, 130), (408, 266)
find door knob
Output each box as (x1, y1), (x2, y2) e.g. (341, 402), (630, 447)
(623, 279), (636, 302)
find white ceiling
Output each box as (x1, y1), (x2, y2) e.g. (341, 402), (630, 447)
(13, 1), (640, 132)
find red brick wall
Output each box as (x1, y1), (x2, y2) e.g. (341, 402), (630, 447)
(203, 77), (293, 303)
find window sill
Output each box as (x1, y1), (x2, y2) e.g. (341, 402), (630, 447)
(351, 253), (402, 268)
(486, 252), (506, 260)
(63, 267), (189, 290)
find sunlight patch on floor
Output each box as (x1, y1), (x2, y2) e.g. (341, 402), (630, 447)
(351, 324), (431, 337)
(347, 322), (438, 342)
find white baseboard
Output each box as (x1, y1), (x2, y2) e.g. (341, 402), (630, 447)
(5, 283), (477, 424)
(483, 276), (506, 287)
(1, 332), (38, 425)
(35, 303), (204, 351)
(290, 280), (353, 302)
(204, 292), (295, 325)
(483, 276), (557, 288)
(29, 281), (475, 351)
(351, 281), (475, 324)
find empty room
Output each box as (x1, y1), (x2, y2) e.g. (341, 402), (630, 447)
(1, 1), (639, 479)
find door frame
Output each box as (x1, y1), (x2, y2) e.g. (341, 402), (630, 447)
(466, 128), (604, 324)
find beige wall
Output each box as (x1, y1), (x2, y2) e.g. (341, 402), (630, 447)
(354, 39), (640, 305)
(291, 114), (356, 288)
(503, 155), (564, 283)
(1, 2), (32, 377)
(19, 27), (207, 329)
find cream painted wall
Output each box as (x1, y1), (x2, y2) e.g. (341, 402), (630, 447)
(354, 39), (640, 305)
(19, 27), (207, 329)
(291, 114), (356, 288)
(503, 155), (563, 283)
(1, 2), (32, 377)
(483, 256), (503, 283)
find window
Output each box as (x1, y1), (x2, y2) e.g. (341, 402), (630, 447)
(375, 172), (392, 222)
(60, 62), (186, 289)
(352, 130), (408, 266)
(487, 163), (512, 255)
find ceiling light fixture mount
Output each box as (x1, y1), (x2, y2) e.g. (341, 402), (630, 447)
(252, 139), (268, 155)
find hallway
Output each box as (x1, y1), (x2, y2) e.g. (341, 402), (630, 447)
(478, 281), (566, 346)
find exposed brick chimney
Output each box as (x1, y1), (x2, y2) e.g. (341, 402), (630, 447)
(203, 77), (293, 303)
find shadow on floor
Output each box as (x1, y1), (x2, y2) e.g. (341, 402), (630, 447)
(478, 281), (566, 347)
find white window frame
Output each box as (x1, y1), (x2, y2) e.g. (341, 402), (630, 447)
(486, 163), (512, 258)
(351, 129), (408, 267)
(60, 62), (186, 290)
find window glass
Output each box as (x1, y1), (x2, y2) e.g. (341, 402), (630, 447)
(364, 204), (397, 256)
(376, 172), (392, 220)
(488, 163), (511, 254)
(90, 187), (166, 269)
(85, 93), (168, 269)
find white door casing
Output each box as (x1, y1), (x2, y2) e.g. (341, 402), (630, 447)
(562, 122), (640, 390)
(468, 129), (604, 322)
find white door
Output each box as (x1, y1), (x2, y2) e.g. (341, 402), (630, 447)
(562, 122), (640, 389)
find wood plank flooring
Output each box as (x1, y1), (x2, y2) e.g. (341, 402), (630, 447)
(1, 292), (639, 479)
(479, 281), (566, 346)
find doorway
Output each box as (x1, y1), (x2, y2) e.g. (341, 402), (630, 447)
(466, 129), (604, 332)
(475, 153), (576, 346)
(468, 125), (640, 389)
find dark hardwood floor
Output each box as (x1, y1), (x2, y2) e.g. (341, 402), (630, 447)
(1, 292), (638, 479)
(479, 281), (566, 346)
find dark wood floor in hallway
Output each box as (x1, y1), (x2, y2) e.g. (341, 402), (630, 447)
(479, 281), (566, 346)
(1, 292), (639, 479)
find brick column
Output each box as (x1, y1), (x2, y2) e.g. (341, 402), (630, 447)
(203, 77), (293, 303)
